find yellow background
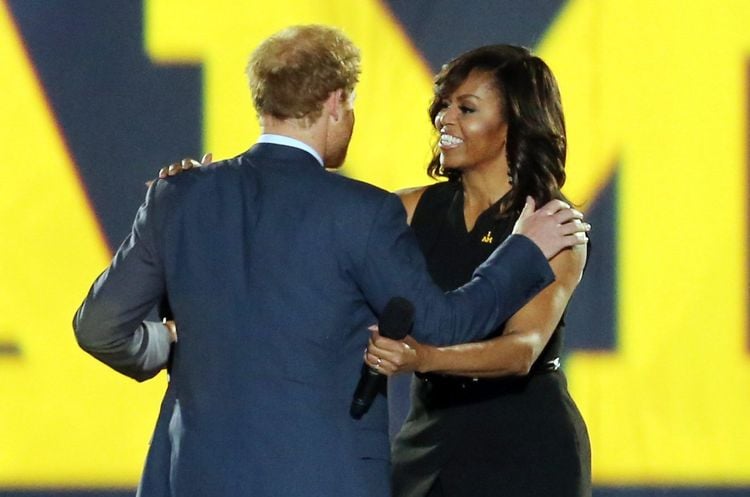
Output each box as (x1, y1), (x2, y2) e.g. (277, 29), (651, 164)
(1, 0), (749, 489)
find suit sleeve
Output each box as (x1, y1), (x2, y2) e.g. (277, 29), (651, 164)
(72, 183), (171, 381)
(356, 194), (555, 346)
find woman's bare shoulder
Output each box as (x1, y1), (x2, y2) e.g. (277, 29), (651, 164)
(549, 243), (588, 289)
(394, 185), (431, 224)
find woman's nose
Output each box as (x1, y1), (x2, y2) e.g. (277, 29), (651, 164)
(436, 106), (453, 128)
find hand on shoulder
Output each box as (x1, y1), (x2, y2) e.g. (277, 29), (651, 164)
(157, 153), (213, 179)
(513, 197), (590, 259)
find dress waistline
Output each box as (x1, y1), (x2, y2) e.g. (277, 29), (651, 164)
(413, 357), (561, 405)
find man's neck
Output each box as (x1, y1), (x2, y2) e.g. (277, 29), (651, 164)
(261, 116), (326, 161)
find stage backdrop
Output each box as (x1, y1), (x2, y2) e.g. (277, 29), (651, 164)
(1, 1), (749, 496)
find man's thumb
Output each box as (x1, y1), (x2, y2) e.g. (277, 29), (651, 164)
(519, 196), (535, 219)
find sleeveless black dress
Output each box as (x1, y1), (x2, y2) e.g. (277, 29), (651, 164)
(391, 182), (591, 497)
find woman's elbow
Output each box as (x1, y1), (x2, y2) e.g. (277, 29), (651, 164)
(506, 333), (544, 376)
(511, 347), (535, 376)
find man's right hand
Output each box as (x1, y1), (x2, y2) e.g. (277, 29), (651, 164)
(512, 197), (590, 259)
(158, 153), (213, 179)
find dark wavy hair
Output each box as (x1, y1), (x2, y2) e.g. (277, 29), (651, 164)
(428, 45), (568, 217)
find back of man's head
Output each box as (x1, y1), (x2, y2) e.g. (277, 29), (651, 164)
(247, 25), (361, 126)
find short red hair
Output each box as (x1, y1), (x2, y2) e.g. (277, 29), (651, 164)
(247, 25), (361, 125)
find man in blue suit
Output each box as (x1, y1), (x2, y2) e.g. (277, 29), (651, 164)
(73, 25), (587, 497)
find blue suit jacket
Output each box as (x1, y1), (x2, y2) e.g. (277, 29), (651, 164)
(73, 143), (554, 497)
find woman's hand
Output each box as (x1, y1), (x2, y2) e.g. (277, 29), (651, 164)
(364, 325), (425, 376)
(163, 319), (178, 343)
(158, 153), (213, 179)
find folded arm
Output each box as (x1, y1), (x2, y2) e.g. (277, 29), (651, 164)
(366, 243), (586, 377)
(356, 194), (557, 347)
(73, 184), (171, 382)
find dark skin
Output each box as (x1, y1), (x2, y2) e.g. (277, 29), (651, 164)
(158, 153), (212, 179)
(365, 71), (587, 378)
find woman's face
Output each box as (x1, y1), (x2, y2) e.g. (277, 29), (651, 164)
(435, 70), (508, 172)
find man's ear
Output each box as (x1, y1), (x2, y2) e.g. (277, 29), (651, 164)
(325, 88), (345, 122)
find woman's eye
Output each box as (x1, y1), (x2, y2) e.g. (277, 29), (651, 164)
(459, 105), (475, 114)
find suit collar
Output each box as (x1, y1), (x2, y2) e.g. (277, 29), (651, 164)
(257, 134), (324, 166)
(245, 142), (324, 169)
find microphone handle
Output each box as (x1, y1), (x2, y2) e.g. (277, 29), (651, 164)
(349, 367), (384, 419)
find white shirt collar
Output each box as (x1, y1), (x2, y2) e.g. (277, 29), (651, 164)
(257, 134), (324, 167)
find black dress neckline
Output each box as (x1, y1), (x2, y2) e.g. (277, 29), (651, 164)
(410, 181), (563, 354)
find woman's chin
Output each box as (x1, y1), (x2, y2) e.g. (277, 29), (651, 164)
(441, 161), (467, 172)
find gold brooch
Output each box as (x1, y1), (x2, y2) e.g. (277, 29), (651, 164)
(481, 231), (494, 244)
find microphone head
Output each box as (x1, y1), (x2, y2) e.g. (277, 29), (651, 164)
(379, 297), (415, 340)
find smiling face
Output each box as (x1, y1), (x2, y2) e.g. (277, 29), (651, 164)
(434, 70), (508, 173)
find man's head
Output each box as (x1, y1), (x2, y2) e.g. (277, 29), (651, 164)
(247, 25), (360, 167)
(247, 25), (360, 122)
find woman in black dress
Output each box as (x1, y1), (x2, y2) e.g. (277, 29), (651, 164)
(365, 45), (591, 497)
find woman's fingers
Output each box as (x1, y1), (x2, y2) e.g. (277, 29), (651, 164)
(159, 162), (178, 179)
(158, 156), (205, 180)
(367, 323), (418, 373)
(364, 350), (397, 375)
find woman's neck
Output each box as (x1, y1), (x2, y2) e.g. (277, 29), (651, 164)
(460, 164), (512, 231)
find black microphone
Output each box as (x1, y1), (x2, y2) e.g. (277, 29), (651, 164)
(350, 297), (415, 419)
